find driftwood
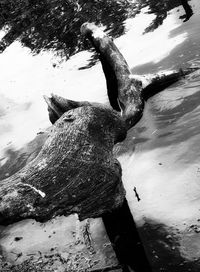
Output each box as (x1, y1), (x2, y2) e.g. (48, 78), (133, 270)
(0, 22), (198, 227)
(0, 106), (126, 225)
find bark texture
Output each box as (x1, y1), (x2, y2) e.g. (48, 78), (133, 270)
(0, 106), (126, 225)
(81, 23), (145, 129)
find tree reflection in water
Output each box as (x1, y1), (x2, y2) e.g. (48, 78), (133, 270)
(180, 0), (193, 22)
(0, 0), (138, 57)
(139, 0), (193, 33)
(0, 0), (194, 60)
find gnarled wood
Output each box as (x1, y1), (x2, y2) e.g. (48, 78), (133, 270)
(44, 94), (93, 124)
(0, 106), (126, 225)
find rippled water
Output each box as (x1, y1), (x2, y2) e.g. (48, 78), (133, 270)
(123, 69), (200, 272)
(116, 0), (200, 270)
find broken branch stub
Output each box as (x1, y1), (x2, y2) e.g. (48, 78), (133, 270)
(0, 106), (126, 225)
(43, 94), (93, 124)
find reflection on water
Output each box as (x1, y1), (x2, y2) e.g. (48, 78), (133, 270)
(0, 0), (138, 58)
(114, 0), (200, 270)
(117, 7), (200, 271)
(115, 71), (200, 157)
(0, 132), (47, 180)
(140, 0), (194, 33)
(132, 0), (200, 74)
(139, 219), (200, 272)
(144, 71), (200, 149)
(180, 0), (194, 22)
(0, 0), (194, 63)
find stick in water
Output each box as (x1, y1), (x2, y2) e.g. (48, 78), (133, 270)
(133, 187), (141, 202)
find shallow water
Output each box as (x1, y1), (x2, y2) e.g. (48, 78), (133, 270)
(132, 1), (200, 74)
(1, 0), (200, 271)
(117, 0), (200, 270)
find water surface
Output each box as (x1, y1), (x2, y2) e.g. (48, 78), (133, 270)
(117, 0), (200, 270)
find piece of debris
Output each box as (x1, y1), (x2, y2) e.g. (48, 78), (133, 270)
(189, 224), (200, 233)
(14, 237), (23, 242)
(133, 187), (141, 202)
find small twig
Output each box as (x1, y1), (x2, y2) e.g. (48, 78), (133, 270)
(82, 219), (95, 254)
(133, 187), (141, 202)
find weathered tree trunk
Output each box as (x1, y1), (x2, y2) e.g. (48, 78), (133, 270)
(0, 106), (126, 225)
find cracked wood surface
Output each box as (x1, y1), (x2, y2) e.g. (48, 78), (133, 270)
(0, 106), (126, 225)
